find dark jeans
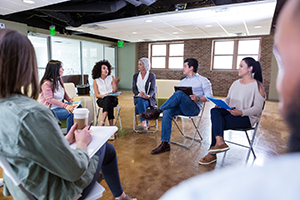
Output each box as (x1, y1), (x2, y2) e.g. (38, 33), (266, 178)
(97, 96), (118, 120)
(210, 107), (251, 148)
(80, 143), (123, 199)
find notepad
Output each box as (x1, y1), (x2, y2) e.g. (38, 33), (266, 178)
(206, 96), (232, 110)
(70, 126), (118, 158)
(102, 91), (122, 98)
(72, 100), (82, 108)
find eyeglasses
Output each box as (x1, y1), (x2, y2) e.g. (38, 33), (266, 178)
(273, 45), (284, 70)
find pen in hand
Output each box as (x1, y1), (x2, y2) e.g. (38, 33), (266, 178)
(88, 121), (94, 130)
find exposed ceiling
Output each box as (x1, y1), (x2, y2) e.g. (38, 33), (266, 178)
(0, 0), (285, 43)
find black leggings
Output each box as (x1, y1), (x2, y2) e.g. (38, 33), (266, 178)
(97, 96), (118, 120)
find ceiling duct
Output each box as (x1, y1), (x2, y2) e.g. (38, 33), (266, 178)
(38, 0), (127, 13)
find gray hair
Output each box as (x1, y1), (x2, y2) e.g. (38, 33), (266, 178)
(139, 57), (151, 71)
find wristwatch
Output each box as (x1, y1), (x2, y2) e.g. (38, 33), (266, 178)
(197, 96), (201, 101)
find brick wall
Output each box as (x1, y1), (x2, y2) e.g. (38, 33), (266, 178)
(138, 35), (273, 98)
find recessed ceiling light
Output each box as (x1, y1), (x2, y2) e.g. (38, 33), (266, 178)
(205, 25), (212, 27)
(132, 32), (137, 34)
(254, 26), (262, 29)
(22, 0), (35, 4)
(172, 32), (178, 34)
(145, 20), (152, 23)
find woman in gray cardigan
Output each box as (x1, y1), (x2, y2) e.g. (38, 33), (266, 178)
(132, 58), (156, 132)
(199, 57), (265, 165)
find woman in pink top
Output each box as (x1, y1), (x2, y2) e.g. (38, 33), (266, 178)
(39, 60), (80, 132)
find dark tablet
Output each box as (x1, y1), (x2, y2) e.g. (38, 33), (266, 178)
(174, 86), (193, 96)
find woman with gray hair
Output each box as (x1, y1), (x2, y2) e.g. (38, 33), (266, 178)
(132, 58), (156, 132)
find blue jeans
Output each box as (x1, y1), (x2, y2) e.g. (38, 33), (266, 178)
(80, 143), (123, 199)
(52, 104), (82, 133)
(134, 97), (150, 123)
(160, 91), (200, 142)
(210, 107), (251, 148)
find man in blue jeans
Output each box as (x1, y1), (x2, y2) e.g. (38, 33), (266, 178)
(141, 58), (213, 155)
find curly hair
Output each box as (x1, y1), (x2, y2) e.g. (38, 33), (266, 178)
(92, 60), (112, 79)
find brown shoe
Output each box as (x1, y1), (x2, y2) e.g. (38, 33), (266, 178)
(208, 143), (230, 154)
(141, 109), (161, 120)
(199, 154), (217, 165)
(151, 142), (170, 155)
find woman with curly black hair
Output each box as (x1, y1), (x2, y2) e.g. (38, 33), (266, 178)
(92, 60), (120, 131)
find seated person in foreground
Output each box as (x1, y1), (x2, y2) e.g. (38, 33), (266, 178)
(39, 60), (81, 133)
(92, 60), (120, 127)
(141, 58), (213, 155)
(132, 57), (156, 132)
(0, 29), (136, 200)
(199, 57), (265, 165)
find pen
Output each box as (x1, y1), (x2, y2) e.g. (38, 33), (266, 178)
(88, 121), (94, 130)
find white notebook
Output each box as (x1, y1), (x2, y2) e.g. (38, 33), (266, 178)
(70, 126), (118, 158)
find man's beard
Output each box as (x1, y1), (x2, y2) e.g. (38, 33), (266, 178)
(286, 87), (300, 152)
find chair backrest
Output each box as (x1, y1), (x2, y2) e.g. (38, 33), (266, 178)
(64, 83), (77, 99)
(0, 157), (36, 200)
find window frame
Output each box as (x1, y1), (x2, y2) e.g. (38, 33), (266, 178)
(211, 38), (261, 70)
(149, 42), (184, 69)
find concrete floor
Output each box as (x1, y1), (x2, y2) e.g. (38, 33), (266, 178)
(0, 90), (289, 200)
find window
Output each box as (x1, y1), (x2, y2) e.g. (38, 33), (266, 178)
(150, 43), (184, 69)
(212, 39), (261, 70)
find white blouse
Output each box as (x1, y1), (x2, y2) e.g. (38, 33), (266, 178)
(137, 71), (149, 94)
(51, 81), (65, 109)
(95, 75), (113, 95)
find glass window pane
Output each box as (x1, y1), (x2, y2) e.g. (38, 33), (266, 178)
(152, 57), (166, 68)
(237, 55), (259, 69)
(169, 44), (184, 56)
(152, 45), (166, 56)
(169, 57), (184, 69)
(105, 46), (116, 77)
(214, 56), (233, 69)
(51, 36), (81, 76)
(238, 40), (260, 54)
(214, 41), (234, 54)
(82, 41), (104, 87)
(28, 35), (49, 80)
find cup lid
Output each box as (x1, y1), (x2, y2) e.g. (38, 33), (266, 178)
(73, 108), (89, 114)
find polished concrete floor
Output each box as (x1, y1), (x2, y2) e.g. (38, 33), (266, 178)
(0, 90), (289, 200)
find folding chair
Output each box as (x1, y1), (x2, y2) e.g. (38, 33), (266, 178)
(170, 102), (206, 148)
(0, 156), (104, 200)
(133, 86), (158, 133)
(222, 119), (261, 165)
(222, 103), (265, 165)
(93, 95), (122, 131)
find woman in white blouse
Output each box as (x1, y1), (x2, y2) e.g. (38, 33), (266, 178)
(132, 58), (156, 132)
(92, 60), (120, 129)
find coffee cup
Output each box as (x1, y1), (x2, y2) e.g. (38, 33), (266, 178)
(73, 108), (89, 130)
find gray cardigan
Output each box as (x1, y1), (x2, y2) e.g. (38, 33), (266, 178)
(132, 72), (156, 108)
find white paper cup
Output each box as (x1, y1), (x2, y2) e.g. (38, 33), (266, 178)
(73, 108), (89, 130)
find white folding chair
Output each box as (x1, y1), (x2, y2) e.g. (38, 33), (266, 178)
(222, 119), (261, 165)
(222, 102), (265, 165)
(93, 95), (122, 131)
(0, 156), (104, 200)
(133, 86), (158, 133)
(170, 102), (206, 148)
